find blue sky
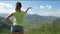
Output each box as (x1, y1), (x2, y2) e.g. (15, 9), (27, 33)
(0, 1), (60, 16)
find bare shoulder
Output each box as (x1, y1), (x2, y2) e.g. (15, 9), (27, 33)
(8, 13), (14, 16)
(9, 11), (16, 15)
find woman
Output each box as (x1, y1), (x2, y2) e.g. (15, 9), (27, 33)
(5, 2), (31, 34)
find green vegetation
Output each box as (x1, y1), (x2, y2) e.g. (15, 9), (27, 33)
(0, 14), (60, 34)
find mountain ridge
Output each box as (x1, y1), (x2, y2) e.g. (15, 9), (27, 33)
(0, 13), (60, 24)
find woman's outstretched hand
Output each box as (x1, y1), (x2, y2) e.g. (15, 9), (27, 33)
(27, 7), (32, 10)
(25, 7), (32, 13)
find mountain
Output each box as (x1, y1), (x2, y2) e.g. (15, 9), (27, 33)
(24, 14), (59, 24)
(0, 13), (60, 34)
(0, 13), (60, 24)
(0, 13), (8, 17)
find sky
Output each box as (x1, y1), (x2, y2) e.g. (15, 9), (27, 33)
(0, 1), (60, 17)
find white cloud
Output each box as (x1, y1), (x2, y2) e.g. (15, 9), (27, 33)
(40, 5), (45, 9)
(57, 9), (60, 11)
(46, 5), (52, 9)
(6, 4), (12, 8)
(38, 12), (53, 16)
(40, 5), (52, 9)
(54, 9), (60, 15)
(0, 3), (14, 13)
(0, 3), (12, 8)
(38, 9), (60, 17)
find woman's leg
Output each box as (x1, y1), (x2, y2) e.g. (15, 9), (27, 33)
(12, 32), (17, 34)
(18, 32), (24, 34)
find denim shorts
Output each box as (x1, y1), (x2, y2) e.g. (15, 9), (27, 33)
(11, 25), (24, 32)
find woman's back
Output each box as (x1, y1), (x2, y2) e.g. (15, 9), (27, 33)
(13, 11), (26, 26)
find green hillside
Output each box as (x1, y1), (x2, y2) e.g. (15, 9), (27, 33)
(0, 14), (60, 34)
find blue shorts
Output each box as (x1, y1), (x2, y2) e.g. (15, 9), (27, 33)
(11, 25), (24, 32)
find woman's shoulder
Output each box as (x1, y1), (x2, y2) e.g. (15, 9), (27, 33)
(10, 11), (16, 15)
(12, 10), (16, 13)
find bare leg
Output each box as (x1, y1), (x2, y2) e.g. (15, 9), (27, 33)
(18, 32), (24, 34)
(12, 32), (17, 34)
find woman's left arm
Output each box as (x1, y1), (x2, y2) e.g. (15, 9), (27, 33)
(25, 7), (31, 13)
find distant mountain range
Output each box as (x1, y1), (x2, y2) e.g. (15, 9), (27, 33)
(0, 13), (8, 17)
(0, 13), (60, 24)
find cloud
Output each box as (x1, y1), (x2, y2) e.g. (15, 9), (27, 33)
(54, 9), (60, 15)
(46, 5), (52, 9)
(0, 3), (14, 13)
(0, 3), (12, 9)
(40, 5), (45, 9)
(38, 9), (60, 17)
(39, 5), (60, 17)
(40, 5), (52, 9)
(57, 9), (60, 11)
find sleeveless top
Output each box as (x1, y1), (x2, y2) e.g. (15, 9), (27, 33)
(13, 11), (26, 26)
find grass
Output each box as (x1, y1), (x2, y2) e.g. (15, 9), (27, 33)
(0, 23), (60, 34)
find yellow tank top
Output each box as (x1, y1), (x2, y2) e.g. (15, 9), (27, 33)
(13, 11), (26, 26)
